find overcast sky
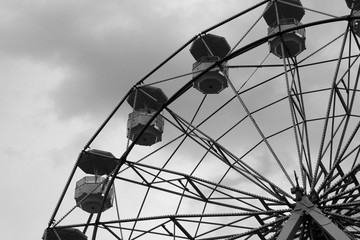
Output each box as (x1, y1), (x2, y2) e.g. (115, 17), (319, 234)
(0, 0), (355, 239)
(0, 1), (242, 239)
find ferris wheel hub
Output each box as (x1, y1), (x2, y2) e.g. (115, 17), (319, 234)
(278, 197), (352, 240)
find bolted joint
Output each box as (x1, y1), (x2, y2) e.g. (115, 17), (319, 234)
(291, 186), (304, 201)
(309, 190), (320, 205)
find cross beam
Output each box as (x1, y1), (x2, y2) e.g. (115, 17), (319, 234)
(277, 197), (351, 240)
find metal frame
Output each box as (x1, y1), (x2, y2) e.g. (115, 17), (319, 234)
(45, 1), (360, 239)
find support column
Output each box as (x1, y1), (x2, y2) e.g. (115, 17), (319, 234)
(277, 197), (351, 240)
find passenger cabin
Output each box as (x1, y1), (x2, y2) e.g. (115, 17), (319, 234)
(345, 0), (360, 36)
(78, 149), (118, 175)
(190, 34), (230, 94)
(263, 0), (306, 58)
(345, 0), (360, 9)
(43, 228), (87, 240)
(127, 86), (167, 146)
(74, 176), (114, 213)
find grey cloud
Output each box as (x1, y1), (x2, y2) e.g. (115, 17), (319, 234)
(0, 0), (198, 120)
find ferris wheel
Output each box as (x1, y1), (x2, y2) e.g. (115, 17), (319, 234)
(44, 0), (360, 239)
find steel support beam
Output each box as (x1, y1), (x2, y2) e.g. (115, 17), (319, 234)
(277, 197), (351, 240)
(277, 207), (304, 240)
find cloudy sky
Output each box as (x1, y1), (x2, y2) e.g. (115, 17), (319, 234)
(0, 0), (355, 239)
(0, 1), (242, 239)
